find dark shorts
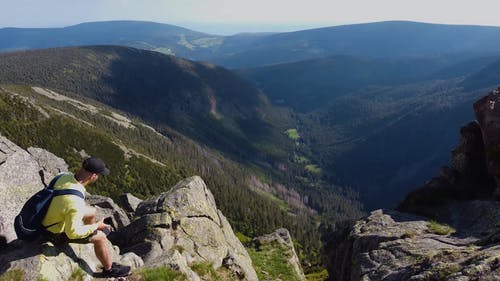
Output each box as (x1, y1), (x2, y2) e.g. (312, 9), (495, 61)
(42, 230), (93, 244)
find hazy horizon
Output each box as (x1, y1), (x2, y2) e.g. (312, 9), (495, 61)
(3, 0), (500, 35)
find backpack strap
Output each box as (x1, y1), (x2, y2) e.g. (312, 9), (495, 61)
(53, 189), (85, 199)
(46, 173), (66, 190)
(42, 174), (85, 229)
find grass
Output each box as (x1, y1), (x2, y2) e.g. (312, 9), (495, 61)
(136, 267), (187, 281)
(0, 269), (24, 281)
(306, 269), (329, 281)
(235, 232), (253, 245)
(285, 129), (300, 140)
(294, 154), (310, 164)
(191, 263), (221, 281)
(68, 268), (85, 281)
(427, 220), (456, 235)
(305, 164), (321, 174)
(247, 241), (300, 281)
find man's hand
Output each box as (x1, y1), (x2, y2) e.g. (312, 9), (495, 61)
(97, 218), (111, 233)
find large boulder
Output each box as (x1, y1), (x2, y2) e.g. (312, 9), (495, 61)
(0, 239), (143, 281)
(0, 135), (68, 243)
(328, 203), (500, 281)
(115, 176), (258, 281)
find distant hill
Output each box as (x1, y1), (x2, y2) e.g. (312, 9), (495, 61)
(238, 55), (482, 111)
(0, 21), (222, 58)
(0, 46), (292, 163)
(4, 21), (500, 68)
(211, 21), (500, 68)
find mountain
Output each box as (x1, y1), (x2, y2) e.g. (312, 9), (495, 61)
(0, 46), (293, 164)
(0, 21), (222, 59)
(4, 21), (500, 68)
(210, 21), (500, 68)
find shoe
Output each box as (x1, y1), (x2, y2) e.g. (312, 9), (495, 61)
(102, 263), (131, 278)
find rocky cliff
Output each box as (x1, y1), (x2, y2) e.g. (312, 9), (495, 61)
(328, 88), (500, 281)
(0, 133), (269, 280)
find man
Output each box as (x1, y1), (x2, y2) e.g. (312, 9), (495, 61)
(41, 157), (131, 278)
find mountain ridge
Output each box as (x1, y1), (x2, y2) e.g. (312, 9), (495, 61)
(4, 20), (500, 68)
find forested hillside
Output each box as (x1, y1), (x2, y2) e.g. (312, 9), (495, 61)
(0, 46), (292, 165)
(240, 53), (500, 209)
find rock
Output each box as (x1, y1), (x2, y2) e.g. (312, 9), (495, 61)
(398, 121), (494, 216)
(27, 147), (68, 185)
(119, 193), (143, 213)
(328, 203), (500, 281)
(474, 87), (500, 198)
(0, 238), (143, 281)
(85, 194), (130, 230)
(253, 228), (306, 281)
(116, 176), (258, 281)
(0, 134), (60, 243)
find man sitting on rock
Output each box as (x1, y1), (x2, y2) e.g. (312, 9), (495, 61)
(41, 157), (131, 278)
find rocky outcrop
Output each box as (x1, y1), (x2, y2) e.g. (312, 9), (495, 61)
(114, 176), (259, 281)
(253, 228), (306, 281)
(399, 121), (493, 217)
(0, 134), (68, 243)
(474, 87), (500, 198)
(0, 238), (143, 281)
(329, 88), (500, 280)
(328, 204), (500, 281)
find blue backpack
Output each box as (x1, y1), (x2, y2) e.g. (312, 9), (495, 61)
(14, 173), (85, 241)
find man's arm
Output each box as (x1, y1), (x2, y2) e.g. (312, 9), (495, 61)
(64, 200), (99, 239)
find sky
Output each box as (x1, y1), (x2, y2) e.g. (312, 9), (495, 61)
(2, 0), (500, 35)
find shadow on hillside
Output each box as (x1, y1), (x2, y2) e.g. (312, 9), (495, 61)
(0, 239), (94, 276)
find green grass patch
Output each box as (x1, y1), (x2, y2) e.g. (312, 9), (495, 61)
(305, 164), (321, 174)
(248, 241), (300, 281)
(427, 220), (456, 235)
(285, 129), (300, 140)
(294, 154), (309, 164)
(235, 232), (253, 244)
(137, 267), (187, 281)
(191, 262), (222, 281)
(68, 268), (85, 281)
(306, 269), (329, 281)
(0, 269), (24, 281)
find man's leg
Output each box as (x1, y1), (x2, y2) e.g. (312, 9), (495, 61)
(91, 230), (112, 270)
(83, 206), (97, 225)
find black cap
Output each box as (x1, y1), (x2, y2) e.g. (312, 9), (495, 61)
(82, 157), (110, 176)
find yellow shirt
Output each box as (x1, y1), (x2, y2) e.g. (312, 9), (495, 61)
(41, 173), (98, 239)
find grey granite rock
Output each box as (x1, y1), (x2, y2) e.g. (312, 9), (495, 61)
(119, 193), (143, 213)
(85, 194), (131, 229)
(0, 135), (58, 243)
(0, 238), (143, 281)
(328, 203), (500, 281)
(118, 176), (258, 281)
